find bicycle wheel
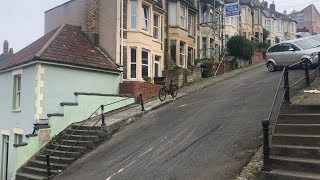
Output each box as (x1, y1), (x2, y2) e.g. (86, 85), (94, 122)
(170, 85), (178, 98)
(159, 87), (167, 101)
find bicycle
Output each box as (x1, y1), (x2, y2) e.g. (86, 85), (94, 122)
(158, 80), (178, 101)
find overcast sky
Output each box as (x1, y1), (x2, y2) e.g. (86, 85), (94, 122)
(1, 0), (320, 53)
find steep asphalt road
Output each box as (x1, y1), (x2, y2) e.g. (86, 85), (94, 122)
(55, 67), (306, 180)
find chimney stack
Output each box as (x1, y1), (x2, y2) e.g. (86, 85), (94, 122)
(283, 10), (287, 15)
(3, 40), (8, 54)
(9, 48), (13, 55)
(270, 1), (275, 11)
(262, 1), (268, 9)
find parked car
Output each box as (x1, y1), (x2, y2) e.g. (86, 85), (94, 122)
(266, 38), (320, 72)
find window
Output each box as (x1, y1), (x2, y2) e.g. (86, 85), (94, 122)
(242, 32), (247, 38)
(265, 19), (271, 31)
(254, 9), (259, 24)
(225, 18), (230, 25)
(277, 21), (280, 32)
(180, 42), (186, 66)
(153, 14), (160, 39)
(154, 56), (161, 77)
(180, 5), (186, 28)
(202, 37), (207, 57)
(13, 74), (21, 110)
(255, 32), (259, 39)
(130, 48), (137, 78)
(142, 50), (149, 77)
(188, 14), (193, 35)
(188, 47), (194, 66)
(141, 4), (149, 31)
(130, 0), (137, 29)
(1, 135), (9, 180)
(280, 21), (283, 33)
(169, 2), (177, 25)
(241, 7), (246, 23)
(210, 38), (214, 57)
(268, 44), (281, 53)
(170, 40), (177, 63)
(231, 18), (235, 28)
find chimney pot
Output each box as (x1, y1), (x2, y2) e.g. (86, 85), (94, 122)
(9, 48), (13, 55)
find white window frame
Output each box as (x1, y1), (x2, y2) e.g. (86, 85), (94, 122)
(141, 4), (150, 32)
(180, 4), (187, 28)
(265, 19), (271, 31)
(130, 0), (138, 30)
(1, 134), (9, 180)
(254, 9), (259, 24)
(179, 42), (186, 67)
(141, 49), (150, 78)
(241, 7), (246, 23)
(169, 2), (177, 26)
(130, 48), (137, 79)
(13, 74), (21, 111)
(153, 14), (160, 39)
(188, 13), (193, 35)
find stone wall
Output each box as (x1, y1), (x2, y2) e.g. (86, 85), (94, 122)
(252, 52), (265, 64)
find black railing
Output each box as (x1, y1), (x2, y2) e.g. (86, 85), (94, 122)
(46, 97), (131, 177)
(262, 54), (320, 171)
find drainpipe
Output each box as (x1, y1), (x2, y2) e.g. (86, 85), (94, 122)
(121, 0), (124, 65)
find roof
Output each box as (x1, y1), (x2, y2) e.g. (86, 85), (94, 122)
(0, 54), (11, 62)
(0, 24), (120, 72)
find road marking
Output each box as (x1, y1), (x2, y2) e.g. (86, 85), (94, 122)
(180, 104), (187, 107)
(223, 83), (245, 96)
(105, 161), (135, 180)
(138, 147), (153, 157)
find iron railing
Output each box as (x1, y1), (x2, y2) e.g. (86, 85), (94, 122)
(262, 53), (320, 171)
(46, 97), (133, 177)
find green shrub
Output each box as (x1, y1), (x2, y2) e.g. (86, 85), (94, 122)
(143, 76), (151, 82)
(227, 35), (255, 60)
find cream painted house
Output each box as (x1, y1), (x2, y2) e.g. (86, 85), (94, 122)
(252, 0), (264, 42)
(166, 0), (198, 68)
(45, 0), (165, 81)
(198, 0), (224, 61)
(239, 0), (254, 40)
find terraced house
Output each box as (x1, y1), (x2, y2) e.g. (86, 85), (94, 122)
(166, 0), (198, 67)
(45, 0), (166, 81)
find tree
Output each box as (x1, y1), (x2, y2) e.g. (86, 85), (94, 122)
(227, 35), (255, 61)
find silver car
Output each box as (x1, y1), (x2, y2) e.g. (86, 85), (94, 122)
(266, 38), (320, 72)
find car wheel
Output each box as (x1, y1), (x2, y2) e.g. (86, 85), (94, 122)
(301, 59), (312, 70)
(267, 62), (276, 72)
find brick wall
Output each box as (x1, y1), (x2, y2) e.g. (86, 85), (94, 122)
(252, 52), (265, 64)
(120, 81), (163, 102)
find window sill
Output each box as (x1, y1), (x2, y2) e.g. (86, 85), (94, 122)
(152, 39), (162, 44)
(12, 109), (21, 113)
(127, 30), (152, 37)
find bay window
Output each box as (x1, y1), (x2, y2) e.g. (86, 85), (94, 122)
(130, 48), (137, 78)
(180, 5), (186, 28)
(142, 50), (149, 77)
(153, 14), (160, 39)
(169, 2), (177, 25)
(130, 0), (137, 29)
(188, 14), (193, 35)
(141, 4), (149, 31)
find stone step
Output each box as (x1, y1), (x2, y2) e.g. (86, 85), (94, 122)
(21, 166), (59, 177)
(272, 134), (320, 146)
(65, 128), (106, 136)
(43, 149), (82, 158)
(35, 155), (74, 165)
(263, 169), (320, 180)
(28, 160), (68, 171)
(16, 172), (47, 180)
(270, 155), (320, 174)
(280, 104), (320, 114)
(278, 114), (320, 124)
(62, 134), (101, 142)
(70, 124), (102, 131)
(271, 145), (320, 159)
(47, 143), (87, 152)
(275, 124), (320, 135)
(55, 139), (95, 148)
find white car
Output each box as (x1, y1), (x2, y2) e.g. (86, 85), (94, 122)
(266, 38), (320, 72)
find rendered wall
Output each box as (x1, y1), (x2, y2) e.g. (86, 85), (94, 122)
(41, 64), (122, 118)
(0, 66), (37, 180)
(44, 0), (87, 34)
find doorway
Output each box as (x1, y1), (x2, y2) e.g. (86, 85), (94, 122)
(1, 135), (9, 180)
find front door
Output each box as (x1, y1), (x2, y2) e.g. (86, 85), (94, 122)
(1, 135), (9, 180)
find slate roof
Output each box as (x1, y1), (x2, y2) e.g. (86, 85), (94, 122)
(0, 54), (10, 62)
(0, 24), (120, 72)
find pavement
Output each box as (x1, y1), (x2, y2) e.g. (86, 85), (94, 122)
(291, 75), (320, 105)
(53, 62), (302, 180)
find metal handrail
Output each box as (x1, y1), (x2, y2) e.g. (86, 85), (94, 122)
(269, 92), (286, 145)
(266, 68), (285, 121)
(288, 59), (306, 68)
(47, 97), (131, 174)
